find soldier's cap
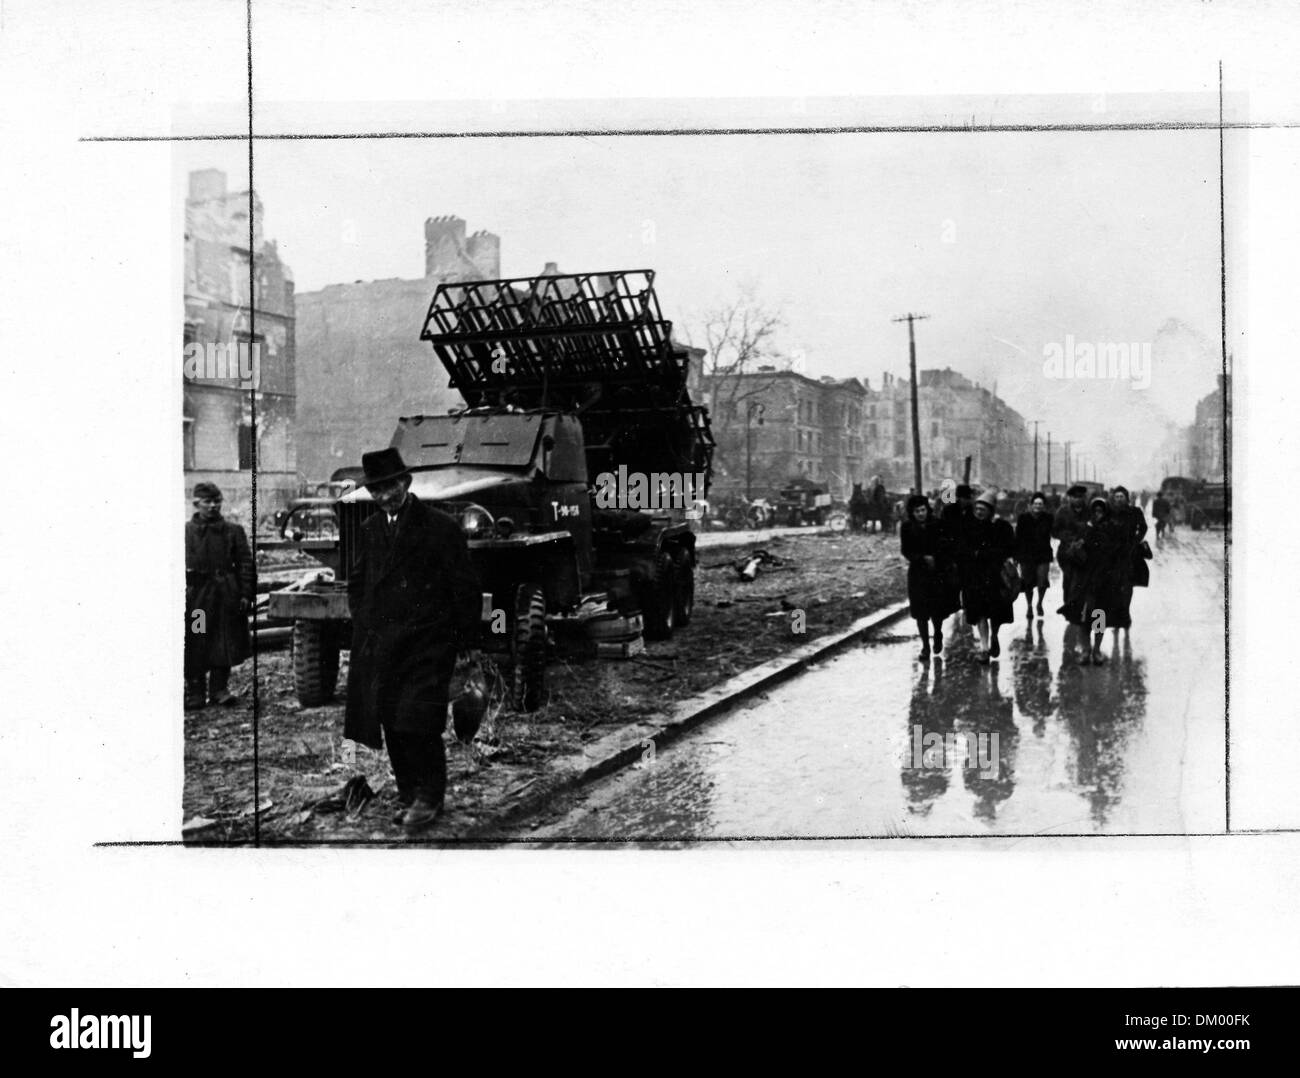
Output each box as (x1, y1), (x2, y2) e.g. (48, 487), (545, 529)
(193, 481), (223, 502)
(955, 484), (973, 498)
(1067, 484), (1088, 497)
(360, 447), (411, 488)
(974, 489), (998, 507)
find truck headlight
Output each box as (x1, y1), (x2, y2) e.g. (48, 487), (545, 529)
(460, 504), (494, 536)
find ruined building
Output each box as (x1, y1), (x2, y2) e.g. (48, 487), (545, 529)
(870, 368), (1031, 490)
(183, 168), (296, 527)
(294, 217), (502, 481)
(694, 363), (1031, 498)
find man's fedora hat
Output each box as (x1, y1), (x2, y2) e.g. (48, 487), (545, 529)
(360, 448), (412, 488)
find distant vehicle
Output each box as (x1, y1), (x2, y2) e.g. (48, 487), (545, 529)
(775, 480), (832, 526)
(1161, 476), (1229, 530)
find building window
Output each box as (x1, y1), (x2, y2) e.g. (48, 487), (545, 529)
(238, 422), (254, 470)
(183, 418), (195, 470)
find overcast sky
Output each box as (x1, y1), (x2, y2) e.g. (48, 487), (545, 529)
(180, 119), (1233, 486)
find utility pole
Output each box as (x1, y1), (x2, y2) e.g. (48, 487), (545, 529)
(745, 402), (765, 500)
(1030, 420), (1040, 491)
(892, 313), (929, 493)
(1046, 431), (1052, 487)
(1063, 441), (1072, 486)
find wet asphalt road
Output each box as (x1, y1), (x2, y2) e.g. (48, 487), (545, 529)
(529, 529), (1227, 840)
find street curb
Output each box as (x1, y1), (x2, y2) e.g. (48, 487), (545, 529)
(467, 597), (911, 836)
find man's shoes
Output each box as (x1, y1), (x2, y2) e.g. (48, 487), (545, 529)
(391, 793), (414, 825)
(183, 681), (207, 711)
(207, 671), (239, 707)
(401, 796), (443, 834)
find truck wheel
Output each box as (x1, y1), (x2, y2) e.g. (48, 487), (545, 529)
(672, 547), (695, 627)
(641, 551), (677, 640)
(512, 584), (547, 712)
(292, 619), (339, 707)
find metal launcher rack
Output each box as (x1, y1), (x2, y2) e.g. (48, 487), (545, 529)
(420, 269), (714, 489)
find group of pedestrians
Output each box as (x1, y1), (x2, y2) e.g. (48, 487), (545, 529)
(900, 484), (1015, 665)
(901, 482), (1150, 666)
(1051, 484), (1149, 664)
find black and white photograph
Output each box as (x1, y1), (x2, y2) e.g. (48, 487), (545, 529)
(5, 0), (1300, 994)
(174, 97), (1232, 842)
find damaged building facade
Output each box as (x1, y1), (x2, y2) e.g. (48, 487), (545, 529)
(693, 368), (868, 497)
(183, 168), (296, 527)
(870, 367), (1030, 491)
(695, 363), (1030, 498)
(294, 216), (502, 482)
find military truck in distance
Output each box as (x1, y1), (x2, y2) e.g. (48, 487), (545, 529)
(1160, 475), (1229, 530)
(269, 269), (714, 711)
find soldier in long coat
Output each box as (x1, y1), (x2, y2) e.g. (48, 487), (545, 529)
(185, 482), (254, 709)
(345, 449), (483, 833)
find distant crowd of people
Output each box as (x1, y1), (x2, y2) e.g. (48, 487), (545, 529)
(900, 483), (1153, 666)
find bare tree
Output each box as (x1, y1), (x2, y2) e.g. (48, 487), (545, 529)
(684, 289), (789, 490)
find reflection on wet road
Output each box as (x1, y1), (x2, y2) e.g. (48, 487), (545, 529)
(531, 531), (1226, 840)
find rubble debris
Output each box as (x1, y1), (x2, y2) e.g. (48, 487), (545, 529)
(733, 549), (791, 581)
(311, 776), (376, 815)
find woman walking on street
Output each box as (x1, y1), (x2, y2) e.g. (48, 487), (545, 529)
(1061, 496), (1129, 664)
(900, 494), (960, 662)
(1108, 485), (1148, 633)
(1015, 491), (1054, 621)
(960, 490), (1016, 664)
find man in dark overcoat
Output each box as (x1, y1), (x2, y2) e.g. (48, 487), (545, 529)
(345, 448), (483, 833)
(185, 482), (254, 709)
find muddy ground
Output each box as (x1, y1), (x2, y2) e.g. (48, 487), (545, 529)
(183, 530), (907, 844)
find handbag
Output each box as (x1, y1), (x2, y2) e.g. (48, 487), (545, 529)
(1133, 555), (1150, 588)
(999, 557), (1021, 602)
(1132, 545), (1151, 588)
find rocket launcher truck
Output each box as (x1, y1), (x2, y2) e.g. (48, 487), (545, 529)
(269, 269), (715, 712)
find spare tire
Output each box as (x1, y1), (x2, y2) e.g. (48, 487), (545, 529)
(512, 584), (547, 712)
(641, 551), (677, 640)
(292, 619), (339, 707)
(672, 547), (695, 627)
